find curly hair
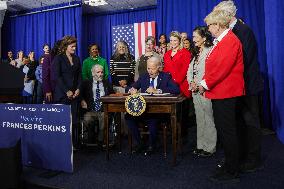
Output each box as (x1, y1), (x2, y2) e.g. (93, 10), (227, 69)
(50, 39), (63, 57)
(112, 41), (133, 62)
(59, 36), (77, 54)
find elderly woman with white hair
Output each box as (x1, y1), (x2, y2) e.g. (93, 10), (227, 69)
(198, 10), (245, 182)
(214, 0), (264, 173)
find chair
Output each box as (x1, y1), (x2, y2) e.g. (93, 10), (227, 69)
(80, 110), (118, 148)
(128, 122), (168, 158)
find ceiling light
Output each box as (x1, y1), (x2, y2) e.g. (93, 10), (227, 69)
(84, 0), (108, 6)
(0, 1), (7, 11)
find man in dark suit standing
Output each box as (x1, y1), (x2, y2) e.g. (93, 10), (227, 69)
(81, 64), (114, 144)
(214, 0), (263, 172)
(127, 56), (180, 154)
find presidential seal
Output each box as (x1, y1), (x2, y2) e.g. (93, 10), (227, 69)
(125, 94), (146, 116)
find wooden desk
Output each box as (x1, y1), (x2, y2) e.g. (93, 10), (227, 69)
(101, 94), (185, 165)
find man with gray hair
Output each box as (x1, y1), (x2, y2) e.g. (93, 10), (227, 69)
(126, 56), (180, 154)
(81, 64), (114, 145)
(214, 0), (263, 173)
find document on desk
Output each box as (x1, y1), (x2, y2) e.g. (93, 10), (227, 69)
(140, 93), (171, 96)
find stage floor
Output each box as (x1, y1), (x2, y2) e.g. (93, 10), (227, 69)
(23, 128), (284, 189)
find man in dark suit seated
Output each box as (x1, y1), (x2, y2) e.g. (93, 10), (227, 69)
(81, 64), (114, 144)
(126, 56), (180, 154)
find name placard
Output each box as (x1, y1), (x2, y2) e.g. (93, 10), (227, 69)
(0, 104), (73, 173)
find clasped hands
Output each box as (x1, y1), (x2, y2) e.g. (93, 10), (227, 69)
(190, 81), (205, 95)
(119, 80), (127, 88)
(66, 89), (80, 99)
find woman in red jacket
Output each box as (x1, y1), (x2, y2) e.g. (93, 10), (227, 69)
(163, 31), (192, 137)
(200, 10), (245, 182)
(163, 31), (191, 97)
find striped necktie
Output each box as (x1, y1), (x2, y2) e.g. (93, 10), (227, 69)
(94, 81), (101, 112)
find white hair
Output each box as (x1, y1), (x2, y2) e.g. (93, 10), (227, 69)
(147, 55), (162, 68)
(91, 64), (103, 73)
(214, 0), (237, 17)
(204, 10), (232, 29)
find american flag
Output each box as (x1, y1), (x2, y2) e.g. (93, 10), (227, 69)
(112, 21), (156, 61)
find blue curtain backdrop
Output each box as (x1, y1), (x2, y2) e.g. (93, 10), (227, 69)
(264, 0), (284, 143)
(82, 7), (156, 65)
(1, 2), (82, 60)
(1, 0), (284, 143)
(156, 0), (272, 131)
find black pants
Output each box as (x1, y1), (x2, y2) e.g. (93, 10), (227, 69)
(237, 95), (262, 164)
(212, 97), (239, 174)
(36, 82), (43, 104)
(57, 97), (80, 147)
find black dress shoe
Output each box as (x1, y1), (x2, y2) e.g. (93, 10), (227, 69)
(240, 162), (263, 173)
(132, 144), (145, 154)
(144, 146), (155, 156)
(199, 150), (214, 157)
(192, 148), (203, 155)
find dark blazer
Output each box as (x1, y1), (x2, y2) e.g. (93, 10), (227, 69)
(232, 19), (264, 95)
(81, 79), (114, 111)
(131, 71), (180, 94)
(42, 54), (56, 94)
(53, 54), (82, 103)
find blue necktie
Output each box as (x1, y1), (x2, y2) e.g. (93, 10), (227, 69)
(94, 81), (101, 111)
(150, 78), (154, 88)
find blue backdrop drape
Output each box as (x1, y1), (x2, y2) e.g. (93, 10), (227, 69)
(157, 0), (271, 129)
(264, 0), (284, 143)
(82, 7), (156, 65)
(1, 3), (82, 60)
(1, 0), (284, 143)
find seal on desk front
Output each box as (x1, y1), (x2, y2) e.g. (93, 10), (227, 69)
(125, 94), (146, 116)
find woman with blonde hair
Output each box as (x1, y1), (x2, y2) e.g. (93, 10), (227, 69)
(200, 10), (245, 182)
(163, 31), (191, 97)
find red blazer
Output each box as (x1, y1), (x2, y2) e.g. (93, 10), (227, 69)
(203, 30), (245, 99)
(164, 48), (191, 97)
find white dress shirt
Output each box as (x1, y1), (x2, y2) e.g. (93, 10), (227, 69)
(92, 79), (105, 100)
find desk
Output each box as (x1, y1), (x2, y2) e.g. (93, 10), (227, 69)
(101, 94), (185, 165)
